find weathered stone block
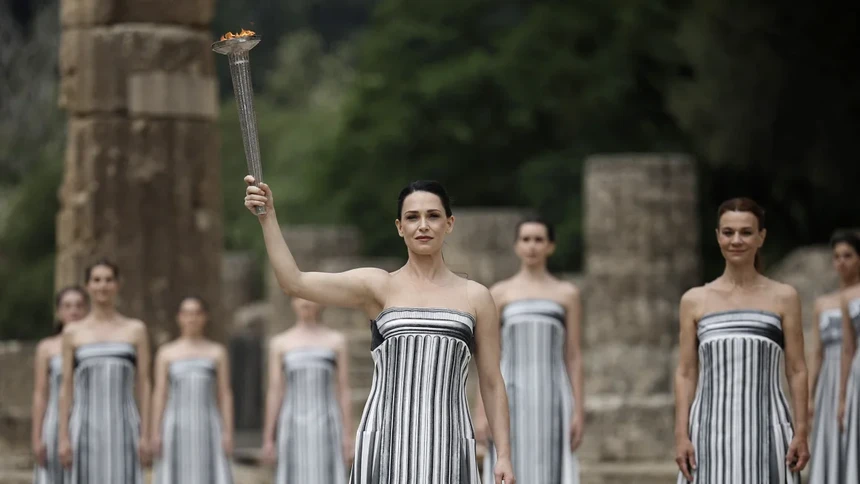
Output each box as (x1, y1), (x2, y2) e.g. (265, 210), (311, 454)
(128, 72), (218, 120)
(583, 343), (675, 395)
(61, 0), (215, 27)
(578, 394), (676, 462)
(443, 208), (535, 252)
(59, 25), (215, 114)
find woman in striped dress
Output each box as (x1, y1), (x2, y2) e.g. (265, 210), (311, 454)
(261, 297), (351, 483)
(837, 250), (860, 483)
(57, 259), (152, 484)
(674, 198), (809, 483)
(807, 230), (860, 484)
(31, 286), (88, 484)
(244, 177), (516, 484)
(475, 218), (582, 484)
(151, 296), (235, 484)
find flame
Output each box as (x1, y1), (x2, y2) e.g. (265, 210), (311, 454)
(220, 29), (256, 41)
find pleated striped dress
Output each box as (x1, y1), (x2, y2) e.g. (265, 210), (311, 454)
(276, 347), (346, 484)
(68, 342), (142, 484)
(33, 355), (63, 484)
(807, 307), (848, 484)
(350, 307), (481, 484)
(839, 298), (860, 484)
(678, 309), (799, 484)
(153, 358), (234, 484)
(483, 299), (579, 484)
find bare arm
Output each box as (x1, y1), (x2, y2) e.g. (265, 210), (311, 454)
(57, 332), (76, 445)
(247, 179), (387, 310)
(473, 285), (505, 429)
(781, 286), (809, 439)
(473, 283), (511, 459)
(150, 349), (170, 443)
(262, 339), (285, 445)
(839, 293), (856, 411)
(215, 346), (235, 442)
(30, 341), (50, 450)
(673, 289), (700, 440)
(564, 285), (584, 419)
(335, 336), (353, 442)
(134, 323), (152, 443)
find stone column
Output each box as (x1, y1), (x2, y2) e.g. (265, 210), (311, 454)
(579, 154), (700, 466)
(55, 0), (223, 344)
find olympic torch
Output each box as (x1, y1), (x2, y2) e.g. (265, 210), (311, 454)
(213, 29), (266, 215)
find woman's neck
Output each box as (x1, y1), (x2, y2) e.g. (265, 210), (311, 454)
(517, 262), (550, 280)
(90, 304), (118, 321)
(721, 262), (761, 288)
(405, 252), (450, 281)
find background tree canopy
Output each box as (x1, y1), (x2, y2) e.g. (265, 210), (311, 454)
(1, 0), (857, 338)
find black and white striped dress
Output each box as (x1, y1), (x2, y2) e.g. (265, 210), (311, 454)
(350, 307), (481, 484)
(153, 358), (234, 484)
(678, 309), (799, 484)
(33, 355), (63, 484)
(808, 307), (847, 484)
(68, 342), (142, 484)
(276, 347), (346, 484)
(839, 298), (860, 484)
(483, 299), (579, 484)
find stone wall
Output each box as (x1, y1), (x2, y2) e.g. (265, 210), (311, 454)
(55, 0), (224, 344)
(579, 154), (700, 465)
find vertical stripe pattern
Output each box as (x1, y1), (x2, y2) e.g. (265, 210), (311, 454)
(153, 358), (234, 484)
(483, 299), (580, 484)
(350, 307), (481, 484)
(276, 347), (346, 484)
(33, 355), (63, 484)
(808, 308), (848, 484)
(677, 310), (799, 484)
(840, 298), (860, 484)
(67, 342), (142, 484)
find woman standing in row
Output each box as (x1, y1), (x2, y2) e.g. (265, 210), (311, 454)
(261, 297), (352, 483)
(244, 176), (515, 484)
(58, 260), (151, 484)
(477, 218), (583, 484)
(807, 230), (860, 484)
(674, 198), (809, 483)
(151, 296), (235, 484)
(31, 286), (89, 484)
(837, 239), (860, 483)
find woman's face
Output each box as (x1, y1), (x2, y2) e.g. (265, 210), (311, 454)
(177, 298), (207, 336)
(57, 291), (88, 326)
(514, 222), (554, 266)
(86, 265), (119, 306)
(396, 191), (453, 256)
(833, 242), (860, 282)
(716, 210), (765, 267)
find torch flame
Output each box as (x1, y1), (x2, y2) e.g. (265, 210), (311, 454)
(220, 28), (256, 41)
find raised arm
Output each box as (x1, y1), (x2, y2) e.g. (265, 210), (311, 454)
(30, 341), (50, 466)
(149, 348), (170, 458)
(839, 292), (856, 427)
(780, 285), (809, 472)
(334, 334), (354, 465)
(472, 282), (515, 484)
(133, 322), (152, 464)
(674, 288), (700, 481)
(563, 283), (585, 452)
(57, 331), (76, 468)
(806, 300), (823, 428)
(244, 177), (387, 310)
(261, 338), (285, 464)
(215, 345), (235, 457)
